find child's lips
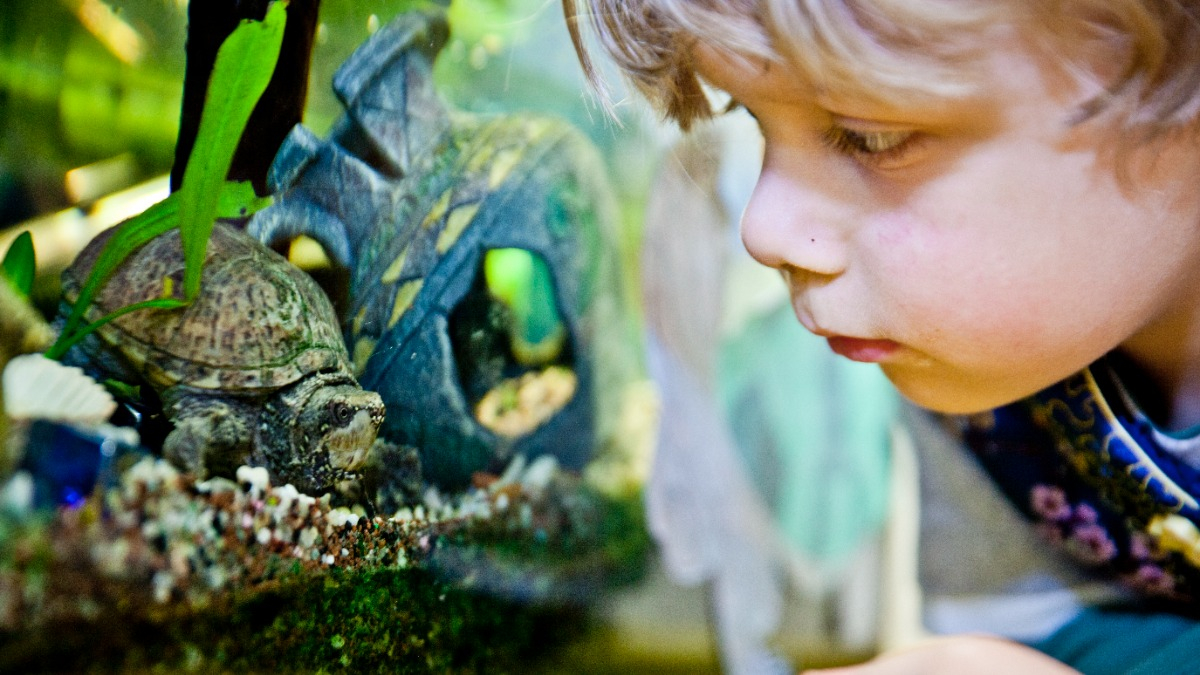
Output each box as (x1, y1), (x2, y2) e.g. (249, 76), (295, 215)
(826, 336), (900, 363)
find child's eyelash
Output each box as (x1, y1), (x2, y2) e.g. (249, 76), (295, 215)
(821, 126), (916, 163)
(726, 102), (921, 166)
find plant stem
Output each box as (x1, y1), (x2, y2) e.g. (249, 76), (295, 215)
(171, 0), (321, 197)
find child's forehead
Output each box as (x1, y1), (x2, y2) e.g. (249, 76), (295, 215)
(690, 40), (981, 119)
(690, 26), (1095, 133)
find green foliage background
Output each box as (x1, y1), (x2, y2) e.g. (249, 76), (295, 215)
(0, 0), (659, 230)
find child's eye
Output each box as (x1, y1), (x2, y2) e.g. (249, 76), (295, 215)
(821, 126), (919, 165)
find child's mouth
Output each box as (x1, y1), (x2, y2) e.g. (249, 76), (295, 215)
(826, 336), (900, 363)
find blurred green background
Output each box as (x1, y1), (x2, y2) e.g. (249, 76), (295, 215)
(0, 0), (658, 253)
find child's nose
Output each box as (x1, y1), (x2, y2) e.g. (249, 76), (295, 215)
(739, 168), (847, 277)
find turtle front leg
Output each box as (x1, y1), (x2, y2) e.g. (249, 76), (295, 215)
(161, 393), (253, 480)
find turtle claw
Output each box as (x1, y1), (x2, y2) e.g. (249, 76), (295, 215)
(162, 400), (251, 480)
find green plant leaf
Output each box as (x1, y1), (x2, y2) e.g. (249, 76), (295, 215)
(1, 231), (36, 298)
(51, 297), (189, 358)
(47, 182), (270, 360)
(217, 180), (274, 219)
(177, 1), (287, 300)
(47, 0), (287, 362)
(103, 379), (142, 400)
(47, 194), (181, 360)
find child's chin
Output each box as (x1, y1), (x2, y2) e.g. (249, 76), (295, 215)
(888, 375), (1029, 416)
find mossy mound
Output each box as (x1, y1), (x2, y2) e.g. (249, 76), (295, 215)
(2, 566), (592, 673)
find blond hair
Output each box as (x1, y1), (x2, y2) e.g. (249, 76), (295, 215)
(563, 0), (1200, 138)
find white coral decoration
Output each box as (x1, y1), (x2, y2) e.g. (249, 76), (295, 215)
(3, 353), (116, 425)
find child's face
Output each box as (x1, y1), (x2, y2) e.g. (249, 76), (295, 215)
(695, 28), (1200, 414)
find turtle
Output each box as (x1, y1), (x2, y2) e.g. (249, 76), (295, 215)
(58, 220), (385, 494)
(249, 7), (639, 490)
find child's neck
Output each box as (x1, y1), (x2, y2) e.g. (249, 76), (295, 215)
(1119, 315), (1200, 432)
(1169, 377), (1200, 431)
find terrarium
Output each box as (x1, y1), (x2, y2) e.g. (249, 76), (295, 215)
(0, 1), (655, 671)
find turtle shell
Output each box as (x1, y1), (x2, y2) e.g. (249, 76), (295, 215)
(61, 221), (350, 394)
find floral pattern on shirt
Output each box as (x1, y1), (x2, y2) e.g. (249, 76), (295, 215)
(954, 360), (1200, 605)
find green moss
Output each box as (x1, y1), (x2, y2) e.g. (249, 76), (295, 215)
(231, 567), (593, 673)
(2, 566), (593, 673)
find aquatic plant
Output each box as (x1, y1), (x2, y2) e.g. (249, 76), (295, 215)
(0, 231), (34, 299)
(45, 2), (284, 360)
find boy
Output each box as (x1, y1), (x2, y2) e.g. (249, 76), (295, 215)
(563, 0), (1200, 672)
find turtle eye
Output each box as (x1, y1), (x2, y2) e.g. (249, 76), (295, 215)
(330, 401), (355, 426)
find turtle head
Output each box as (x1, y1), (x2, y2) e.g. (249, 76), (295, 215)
(263, 373), (386, 494)
(296, 383), (385, 479)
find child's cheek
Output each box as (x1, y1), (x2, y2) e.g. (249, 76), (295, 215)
(868, 210), (1043, 347)
(865, 210), (977, 304)
(869, 210), (920, 251)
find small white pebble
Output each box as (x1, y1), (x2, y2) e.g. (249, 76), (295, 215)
(114, 509), (138, 531)
(327, 508), (360, 528)
(151, 459), (180, 482)
(198, 508), (217, 537)
(494, 454), (527, 490)
(141, 521), (161, 540)
(521, 455), (559, 492)
(0, 472), (34, 514)
(95, 423), (139, 448)
(340, 548), (349, 557)
(423, 487), (443, 511)
(124, 458), (166, 496)
(152, 570), (174, 603)
(321, 554), (335, 565)
(273, 483), (299, 505)
(94, 538), (130, 576)
(256, 527), (272, 545)
(236, 465), (271, 491)
(169, 547), (191, 577)
(299, 527), (319, 548)
(206, 565), (227, 590)
(196, 477), (238, 494)
(158, 508), (187, 535)
(495, 494), (509, 511)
